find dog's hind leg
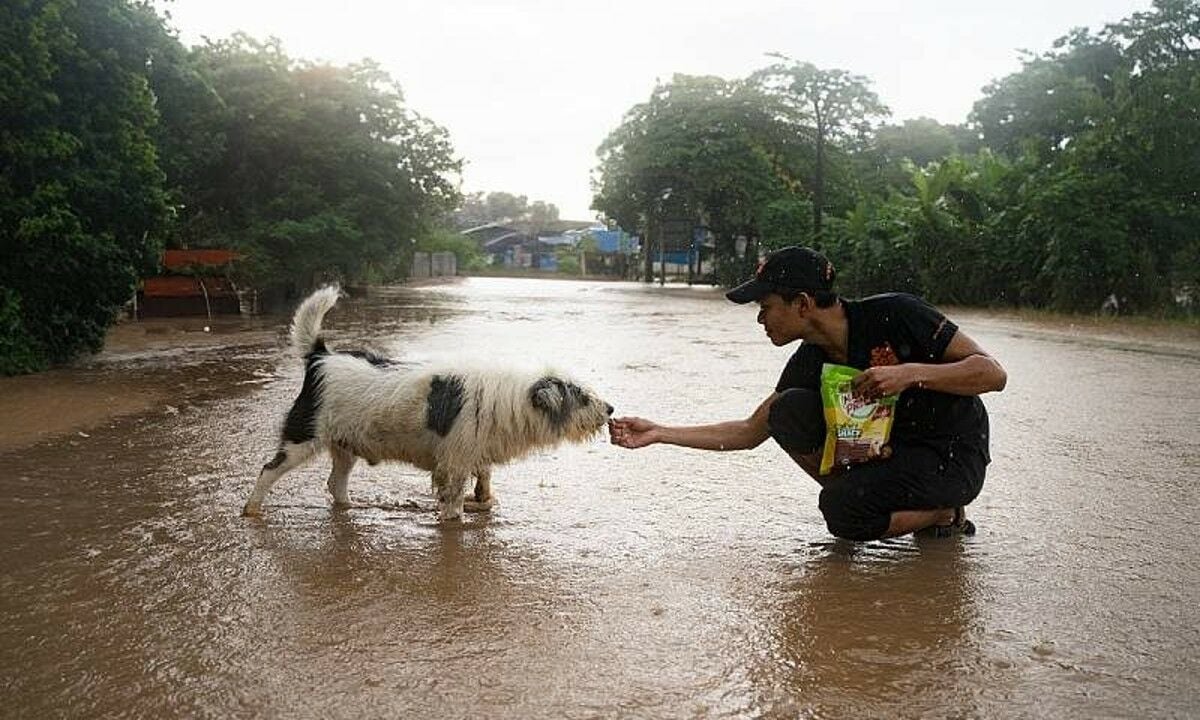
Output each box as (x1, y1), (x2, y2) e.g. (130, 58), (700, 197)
(433, 468), (468, 522)
(242, 441), (319, 516)
(464, 468), (495, 513)
(326, 444), (357, 508)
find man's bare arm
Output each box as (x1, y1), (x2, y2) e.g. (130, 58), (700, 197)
(853, 330), (1007, 399)
(609, 393), (777, 451)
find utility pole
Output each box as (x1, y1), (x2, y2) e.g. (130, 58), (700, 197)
(658, 230), (665, 286)
(643, 216), (654, 283)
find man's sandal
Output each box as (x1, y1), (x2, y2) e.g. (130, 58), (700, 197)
(920, 507), (976, 538)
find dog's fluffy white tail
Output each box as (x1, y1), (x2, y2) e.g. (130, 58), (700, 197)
(290, 285), (341, 356)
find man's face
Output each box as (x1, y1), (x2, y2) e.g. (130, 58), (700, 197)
(756, 293), (805, 346)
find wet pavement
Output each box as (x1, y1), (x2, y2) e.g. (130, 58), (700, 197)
(1, 277), (1198, 718)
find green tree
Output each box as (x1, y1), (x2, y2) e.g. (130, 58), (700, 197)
(166, 35), (461, 291)
(451, 191), (561, 232)
(860, 117), (972, 194)
(0, 0), (169, 374)
(968, 0), (1200, 312)
(895, 155), (1000, 304)
(1102, 0), (1200, 310)
(751, 56), (890, 238)
(593, 74), (793, 285)
(758, 195), (813, 251)
(141, 17), (229, 248)
(484, 192), (529, 222)
(821, 151), (1011, 304)
(820, 197), (915, 297)
(970, 29), (1123, 160)
(526, 200), (560, 234)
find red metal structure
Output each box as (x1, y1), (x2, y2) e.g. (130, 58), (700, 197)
(137, 250), (243, 318)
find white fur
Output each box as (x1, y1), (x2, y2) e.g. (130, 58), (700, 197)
(242, 286), (613, 521)
(289, 285), (339, 356)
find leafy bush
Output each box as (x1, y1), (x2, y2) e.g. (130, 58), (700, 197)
(0, 0), (167, 373)
(556, 255), (581, 275)
(0, 289), (44, 376)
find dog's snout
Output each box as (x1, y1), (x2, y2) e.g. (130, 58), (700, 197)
(605, 403), (614, 416)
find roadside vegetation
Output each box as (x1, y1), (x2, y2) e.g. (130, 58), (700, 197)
(592, 0), (1199, 316)
(2, 1), (459, 373)
(1, 0), (1195, 374)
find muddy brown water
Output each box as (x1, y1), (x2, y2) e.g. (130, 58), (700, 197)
(1, 277), (1197, 719)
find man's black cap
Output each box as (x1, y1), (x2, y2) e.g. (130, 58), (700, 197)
(725, 246), (836, 304)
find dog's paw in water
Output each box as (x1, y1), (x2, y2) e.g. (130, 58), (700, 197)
(463, 498), (495, 513)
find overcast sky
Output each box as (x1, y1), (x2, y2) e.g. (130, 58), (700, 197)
(156, 0), (1153, 220)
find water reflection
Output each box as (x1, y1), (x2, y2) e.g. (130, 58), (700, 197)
(748, 540), (982, 716)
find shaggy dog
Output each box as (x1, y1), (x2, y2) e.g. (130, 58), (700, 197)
(242, 286), (613, 521)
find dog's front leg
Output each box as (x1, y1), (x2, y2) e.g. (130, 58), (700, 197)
(433, 468), (467, 522)
(326, 444), (357, 507)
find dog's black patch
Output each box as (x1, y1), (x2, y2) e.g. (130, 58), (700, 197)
(566, 382), (589, 406)
(426, 374), (465, 436)
(263, 450), (287, 469)
(282, 352), (327, 444)
(342, 348), (394, 367)
(474, 386), (484, 438)
(530, 376), (573, 427)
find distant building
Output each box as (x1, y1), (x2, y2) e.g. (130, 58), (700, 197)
(462, 221), (637, 275)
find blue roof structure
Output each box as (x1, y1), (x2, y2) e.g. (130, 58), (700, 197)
(589, 229), (631, 253)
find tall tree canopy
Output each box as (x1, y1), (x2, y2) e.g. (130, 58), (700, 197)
(453, 191), (561, 232)
(593, 1), (1198, 315)
(1, 3), (462, 374)
(1, 0), (170, 373)
(964, 0), (1200, 310)
(750, 56), (890, 237)
(858, 117), (976, 193)
(592, 74), (800, 284)
(163, 35), (461, 289)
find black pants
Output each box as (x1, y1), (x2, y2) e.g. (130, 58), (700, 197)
(768, 388), (987, 541)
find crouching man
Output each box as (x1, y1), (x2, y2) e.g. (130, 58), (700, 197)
(608, 246), (1007, 540)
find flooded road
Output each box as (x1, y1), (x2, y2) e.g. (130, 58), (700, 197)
(2, 277), (1198, 718)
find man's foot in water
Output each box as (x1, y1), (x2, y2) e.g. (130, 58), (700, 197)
(917, 507), (976, 538)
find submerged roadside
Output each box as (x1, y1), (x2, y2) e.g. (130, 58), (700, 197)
(0, 314), (281, 453)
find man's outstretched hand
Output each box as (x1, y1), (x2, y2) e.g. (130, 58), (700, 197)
(608, 416), (659, 449)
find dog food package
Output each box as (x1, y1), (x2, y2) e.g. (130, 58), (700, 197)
(819, 363), (898, 475)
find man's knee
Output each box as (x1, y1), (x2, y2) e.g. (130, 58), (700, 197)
(768, 388), (824, 454)
(818, 480), (887, 541)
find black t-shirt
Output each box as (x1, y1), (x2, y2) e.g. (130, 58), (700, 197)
(775, 293), (990, 460)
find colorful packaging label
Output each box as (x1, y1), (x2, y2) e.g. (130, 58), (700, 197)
(819, 363), (897, 475)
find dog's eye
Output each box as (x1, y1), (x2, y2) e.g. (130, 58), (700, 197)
(567, 384), (589, 405)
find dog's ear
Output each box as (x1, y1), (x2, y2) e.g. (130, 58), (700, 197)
(530, 377), (566, 419)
